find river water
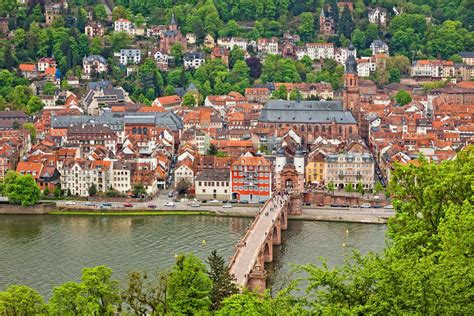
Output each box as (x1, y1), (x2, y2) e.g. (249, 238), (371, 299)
(0, 215), (386, 297)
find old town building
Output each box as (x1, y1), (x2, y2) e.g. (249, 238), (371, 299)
(230, 155), (272, 203)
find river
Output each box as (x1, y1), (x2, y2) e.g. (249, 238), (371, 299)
(0, 215), (386, 297)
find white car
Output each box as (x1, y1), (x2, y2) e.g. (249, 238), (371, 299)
(191, 202), (200, 207)
(384, 204), (394, 209)
(222, 204), (232, 208)
(209, 199), (219, 203)
(65, 201), (76, 205)
(164, 201), (175, 207)
(360, 203), (371, 208)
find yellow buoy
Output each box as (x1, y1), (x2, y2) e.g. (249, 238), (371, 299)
(202, 239), (206, 245)
(342, 242), (346, 247)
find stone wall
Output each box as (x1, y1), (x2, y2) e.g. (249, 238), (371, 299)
(0, 203), (56, 214)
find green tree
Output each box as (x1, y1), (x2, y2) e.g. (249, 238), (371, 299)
(168, 254), (213, 314)
(0, 285), (45, 315)
(344, 183), (354, 193)
(229, 46), (245, 69)
(272, 85), (288, 100)
(351, 29), (366, 50)
(326, 181), (335, 193)
(388, 68), (401, 83)
(122, 270), (170, 315)
(338, 7), (354, 38)
(182, 93), (196, 107)
(88, 184), (97, 196)
(132, 183), (147, 197)
(395, 90), (412, 106)
(170, 43), (184, 67)
(26, 96), (44, 115)
(94, 5), (108, 22)
(207, 250), (238, 310)
(176, 179), (191, 194)
(207, 143), (218, 156)
(43, 82), (56, 96)
(53, 187), (62, 198)
(373, 181), (384, 194)
(3, 171), (41, 206)
(299, 12), (314, 41)
(22, 122), (36, 143)
(42, 187), (50, 197)
(164, 85), (176, 96)
(356, 182), (364, 194)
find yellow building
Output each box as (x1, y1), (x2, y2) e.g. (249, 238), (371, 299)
(305, 151), (326, 184)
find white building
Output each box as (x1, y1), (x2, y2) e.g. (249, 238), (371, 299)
(82, 55), (108, 79)
(174, 159), (194, 188)
(110, 161), (131, 194)
(411, 60), (455, 79)
(368, 7), (388, 27)
(257, 37), (279, 55)
(153, 51), (173, 71)
(61, 160), (112, 196)
(37, 57), (56, 72)
(356, 57), (376, 77)
(217, 37), (248, 51)
(183, 52), (205, 69)
(306, 43), (335, 60)
(114, 19), (136, 36)
(370, 40), (389, 55)
(195, 169), (230, 200)
(117, 49), (141, 66)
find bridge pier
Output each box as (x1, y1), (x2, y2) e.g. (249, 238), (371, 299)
(263, 239), (273, 263)
(280, 207), (288, 230)
(272, 221), (281, 245)
(247, 263), (266, 293)
(289, 194), (303, 215)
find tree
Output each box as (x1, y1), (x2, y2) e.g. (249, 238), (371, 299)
(388, 68), (401, 83)
(207, 143), (218, 156)
(53, 187), (62, 198)
(344, 183), (354, 193)
(326, 181), (335, 193)
(26, 96), (44, 115)
(0, 285), (45, 315)
(88, 184), (97, 196)
(122, 271), (170, 315)
(176, 179), (191, 194)
(43, 81), (56, 96)
(356, 182), (364, 194)
(3, 171), (41, 206)
(246, 57), (262, 79)
(299, 12), (314, 41)
(395, 90), (412, 106)
(22, 122), (36, 143)
(229, 46), (245, 69)
(373, 181), (384, 194)
(351, 29), (366, 50)
(42, 187), (50, 196)
(94, 5), (108, 22)
(297, 147), (474, 314)
(132, 183), (147, 197)
(170, 43), (183, 67)
(338, 7), (354, 38)
(168, 254), (213, 314)
(182, 93), (196, 107)
(207, 250), (238, 310)
(272, 85), (288, 100)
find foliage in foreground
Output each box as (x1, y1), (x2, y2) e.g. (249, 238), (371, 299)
(0, 147), (472, 314)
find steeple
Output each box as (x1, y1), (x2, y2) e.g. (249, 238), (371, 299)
(170, 13), (177, 26)
(320, 7), (325, 18)
(345, 43), (357, 74)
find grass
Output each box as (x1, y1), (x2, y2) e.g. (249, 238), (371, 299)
(50, 210), (213, 216)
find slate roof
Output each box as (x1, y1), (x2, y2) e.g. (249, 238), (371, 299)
(52, 111), (183, 131)
(259, 100), (356, 124)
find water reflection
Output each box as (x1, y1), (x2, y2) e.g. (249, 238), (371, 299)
(0, 215), (385, 299)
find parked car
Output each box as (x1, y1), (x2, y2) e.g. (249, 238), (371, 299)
(164, 201), (175, 207)
(168, 192), (174, 198)
(360, 203), (371, 208)
(340, 204), (349, 208)
(123, 203), (133, 208)
(85, 202), (95, 206)
(191, 202), (200, 207)
(229, 199), (238, 204)
(373, 204), (382, 208)
(350, 204), (359, 208)
(317, 203), (324, 207)
(222, 200), (228, 204)
(330, 203), (339, 207)
(100, 202), (112, 208)
(304, 202), (311, 206)
(222, 204), (232, 208)
(209, 199), (219, 203)
(384, 204), (394, 209)
(148, 204), (156, 209)
(65, 201), (76, 205)
(240, 200), (249, 204)
(202, 200), (207, 203)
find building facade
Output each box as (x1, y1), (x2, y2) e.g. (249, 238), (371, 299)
(230, 155), (272, 203)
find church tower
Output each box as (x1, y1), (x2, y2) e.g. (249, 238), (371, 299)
(343, 43), (360, 112)
(170, 14), (178, 31)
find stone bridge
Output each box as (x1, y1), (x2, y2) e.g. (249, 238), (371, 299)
(228, 192), (303, 292)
